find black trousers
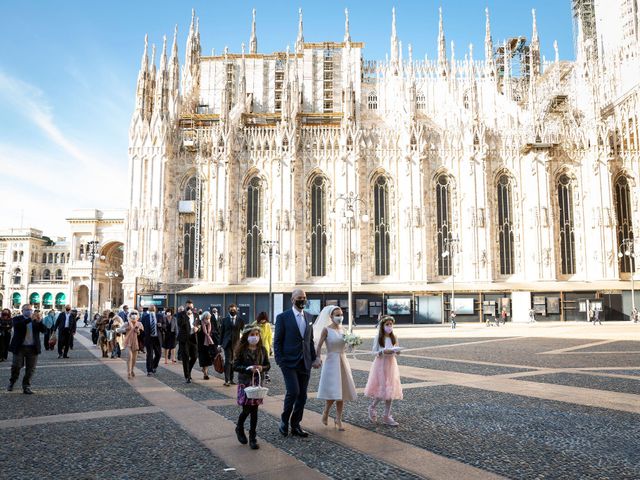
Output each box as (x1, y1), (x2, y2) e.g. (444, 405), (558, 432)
(224, 346), (235, 383)
(238, 404), (259, 436)
(179, 338), (197, 379)
(58, 329), (71, 356)
(10, 346), (38, 387)
(146, 337), (162, 373)
(280, 364), (310, 428)
(43, 328), (52, 350)
(0, 332), (10, 359)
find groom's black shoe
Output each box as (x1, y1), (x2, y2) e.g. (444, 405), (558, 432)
(279, 421), (288, 437)
(290, 426), (309, 438)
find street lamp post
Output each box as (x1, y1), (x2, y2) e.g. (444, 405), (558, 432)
(106, 271), (119, 308)
(443, 234), (460, 328)
(261, 240), (279, 324)
(87, 240), (100, 326)
(332, 192), (369, 333)
(618, 238), (637, 319)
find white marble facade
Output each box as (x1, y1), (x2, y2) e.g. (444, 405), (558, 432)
(122, 3), (640, 318)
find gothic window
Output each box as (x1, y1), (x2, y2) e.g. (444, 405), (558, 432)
(374, 175), (391, 276)
(557, 174), (576, 275)
(310, 175), (328, 276)
(43, 269), (50, 281)
(48, 253), (53, 263)
(183, 177), (198, 201)
(181, 176), (199, 279)
(42, 253), (46, 263)
(367, 91), (378, 110)
(614, 175), (634, 273)
(246, 177), (263, 278)
(436, 174), (452, 276)
(12, 268), (21, 285)
(497, 174), (515, 275)
(416, 93), (426, 110)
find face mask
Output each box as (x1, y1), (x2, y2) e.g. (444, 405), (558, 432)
(332, 316), (343, 325)
(23, 310), (33, 318)
(230, 310), (237, 316)
(247, 335), (259, 345)
(65, 308), (71, 312)
(294, 299), (306, 309)
(384, 325), (393, 334)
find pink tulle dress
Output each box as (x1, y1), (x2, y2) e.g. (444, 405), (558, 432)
(364, 336), (403, 401)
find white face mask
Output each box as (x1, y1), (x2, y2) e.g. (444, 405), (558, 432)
(384, 325), (393, 334)
(247, 335), (259, 345)
(332, 316), (343, 325)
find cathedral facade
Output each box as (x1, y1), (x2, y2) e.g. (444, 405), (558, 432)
(122, 2), (640, 323)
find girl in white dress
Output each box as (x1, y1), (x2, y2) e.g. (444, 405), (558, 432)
(314, 306), (358, 431)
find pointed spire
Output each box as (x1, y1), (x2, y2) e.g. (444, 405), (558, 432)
(437, 7), (448, 77)
(531, 9), (539, 46)
(150, 43), (156, 74)
(554, 40), (559, 63)
(344, 8), (351, 44)
(155, 35), (170, 118)
(159, 35), (167, 72)
(134, 35), (150, 117)
(141, 34), (149, 70)
(249, 8), (257, 54)
(530, 9), (541, 75)
(450, 40), (456, 78)
(296, 8), (304, 53)
(390, 7), (399, 68)
(485, 8), (494, 61)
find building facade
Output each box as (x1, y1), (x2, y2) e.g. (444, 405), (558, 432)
(123, 2), (640, 323)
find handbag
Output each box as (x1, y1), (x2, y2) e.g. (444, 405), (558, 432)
(213, 351), (224, 374)
(48, 331), (57, 348)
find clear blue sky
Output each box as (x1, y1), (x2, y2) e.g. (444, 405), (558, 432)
(0, 1), (574, 237)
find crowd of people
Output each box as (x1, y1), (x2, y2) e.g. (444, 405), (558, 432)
(3, 288), (406, 452)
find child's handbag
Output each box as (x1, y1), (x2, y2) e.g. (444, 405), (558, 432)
(243, 370), (269, 399)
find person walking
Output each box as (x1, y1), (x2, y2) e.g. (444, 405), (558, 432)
(273, 288), (320, 438)
(96, 311), (111, 358)
(110, 313), (124, 359)
(54, 305), (76, 359)
(118, 305), (129, 322)
(176, 300), (199, 383)
(42, 310), (56, 350)
(220, 304), (245, 386)
(163, 308), (177, 364)
(314, 306), (357, 431)
(7, 304), (47, 394)
(0, 308), (13, 361)
(256, 312), (273, 356)
(500, 308), (508, 325)
(364, 315), (403, 426)
(196, 311), (219, 380)
(140, 305), (162, 376)
(529, 308), (537, 323)
(118, 309), (143, 379)
(233, 324), (270, 450)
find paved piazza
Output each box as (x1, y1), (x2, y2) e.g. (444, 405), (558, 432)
(1, 323), (639, 479)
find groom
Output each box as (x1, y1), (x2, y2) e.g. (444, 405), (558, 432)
(274, 288), (320, 437)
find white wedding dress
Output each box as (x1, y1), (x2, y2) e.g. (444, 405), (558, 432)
(316, 328), (357, 401)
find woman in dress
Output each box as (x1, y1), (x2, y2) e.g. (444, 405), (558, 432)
(163, 308), (177, 364)
(314, 305), (357, 431)
(117, 309), (144, 379)
(196, 311), (218, 380)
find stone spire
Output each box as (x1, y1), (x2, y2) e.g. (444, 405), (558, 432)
(530, 9), (541, 76)
(295, 8), (304, 53)
(146, 43), (156, 121)
(249, 8), (257, 54)
(484, 7), (496, 76)
(437, 7), (448, 77)
(169, 25), (179, 94)
(154, 35), (169, 118)
(554, 40), (559, 64)
(183, 9), (201, 111)
(390, 7), (399, 70)
(134, 34), (149, 118)
(344, 8), (351, 44)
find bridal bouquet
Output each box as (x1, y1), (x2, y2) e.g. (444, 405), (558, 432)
(343, 332), (363, 352)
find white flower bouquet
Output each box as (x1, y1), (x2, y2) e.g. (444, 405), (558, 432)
(343, 332), (363, 353)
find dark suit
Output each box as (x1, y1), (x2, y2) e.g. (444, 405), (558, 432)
(54, 311), (77, 357)
(140, 312), (162, 373)
(219, 315), (245, 383)
(9, 315), (47, 388)
(176, 310), (197, 380)
(273, 308), (316, 428)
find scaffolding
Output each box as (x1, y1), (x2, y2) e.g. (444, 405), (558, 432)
(572, 0), (598, 58)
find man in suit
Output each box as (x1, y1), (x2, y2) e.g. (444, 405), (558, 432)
(176, 300), (199, 383)
(219, 303), (245, 386)
(274, 288), (320, 438)
(118, 305), (129, 322)
(7, 304), (47, 394)
(211, 307), (221, 339)
(140, 305), (162, 376)
(54, 304), (76, 358)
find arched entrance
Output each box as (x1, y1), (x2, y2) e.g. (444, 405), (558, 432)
(77, 285), (88, 308)
(98, 241), (125, 309)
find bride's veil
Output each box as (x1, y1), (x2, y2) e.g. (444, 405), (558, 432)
(313, 305), (338, 348)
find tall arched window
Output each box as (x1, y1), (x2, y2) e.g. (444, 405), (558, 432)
(367, 91), (378, 110)
(497, 174), (515, 275)
(436, 174), (452, 276)
(42, 253), (47, 263)
(374, 175), (391, 276)
(614, 175), (634, 273)
(55, 269), (63, 280)
(557, 174), (576, 275)
(181, 176), (199, 278)
(310, 175), (328, 276)
(246, 177), (263, 278)
(43, 269), (51, 281)
(48, 253), (53, 263)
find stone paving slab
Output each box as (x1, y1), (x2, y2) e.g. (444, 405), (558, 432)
(517, 372), (640, 395)
(153, 366), (230, 402)
(393, 355), (533, 376)
(0, 412), (243, 480)
(585, 369), (640, 376)
(572, 340), (640, 352)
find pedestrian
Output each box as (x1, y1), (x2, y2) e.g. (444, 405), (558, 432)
(83, 310), (89, 327)
(163, 308), (177, 364)
(220, 304), (245, 386)
(633, 307), (639, 323)
(110, 313), (124, 358)
(529, 308), (537, 323)
(0, 308), (12, 361)
(54, 305), (77, 359)
(118, 309), (143, 379)
(256, 312), (273, 356)
(140, 305), (162, 376)
(7, 304), (47, 394)
(449, 311), (457, 329)
(211, 307), (221, 337)
(314, 306), (357, 431)
(96, 311), (111, 358)
(233, 324), (270, 450)
(91, 313), (100, 345)
(42, 310), (56, 350)
(594, 309), (601, 325)
(176, 300), (199, 383)
(196, 311), (219, 380)
(274, 288), (320, 438)
(118, 305), (129, 322)
(364, 315), (403, 426)
(500, 308), (508, 325)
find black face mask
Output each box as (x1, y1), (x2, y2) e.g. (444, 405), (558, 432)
(229, 310), (237, 316)
(294, 299), (306, 310)
(65, 308), (71, 312)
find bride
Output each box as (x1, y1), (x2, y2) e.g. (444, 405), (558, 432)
(314, 305), (357, 431)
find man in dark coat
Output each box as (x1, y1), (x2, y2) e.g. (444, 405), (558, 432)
(219, 304), (245, 386)
(176, 300), (198, 383)
(7, 304), (47, 394)
(54, 304), (76, 358)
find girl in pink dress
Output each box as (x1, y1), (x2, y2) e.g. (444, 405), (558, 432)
(363, 315), (403, 426)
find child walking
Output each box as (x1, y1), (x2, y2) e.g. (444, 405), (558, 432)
(363, 315), (403, 426)
(233, 324), (270, 450)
